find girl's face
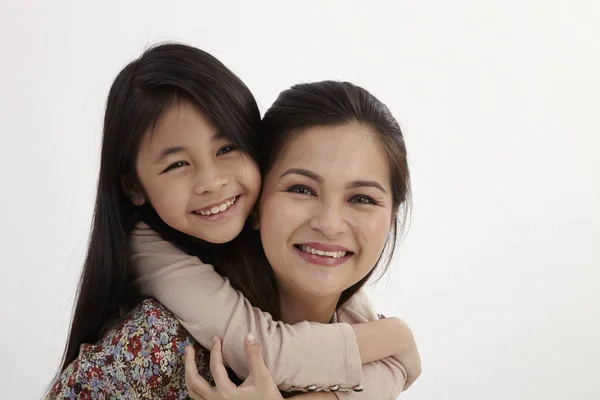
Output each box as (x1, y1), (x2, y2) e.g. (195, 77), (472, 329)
(132, 100), (261, 244)
(258, 123), (394, 303)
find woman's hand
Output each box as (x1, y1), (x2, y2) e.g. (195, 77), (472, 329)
(184, 334), (283, 400)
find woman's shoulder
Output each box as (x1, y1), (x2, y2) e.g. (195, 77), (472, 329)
(47, 299), (212, 399)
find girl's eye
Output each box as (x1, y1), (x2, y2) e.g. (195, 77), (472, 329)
(349, 195), (378, 205)
(286, 185), (316, 196)
(162, 161), (189, 173)
(217, 145), (236, 156)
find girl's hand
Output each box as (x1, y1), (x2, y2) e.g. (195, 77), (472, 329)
(184, 334), (283, 400)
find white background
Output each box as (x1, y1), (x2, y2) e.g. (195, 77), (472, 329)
(1, 1), (599, 399)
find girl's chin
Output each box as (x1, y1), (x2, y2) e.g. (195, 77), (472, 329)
(182, 226), (241, 244)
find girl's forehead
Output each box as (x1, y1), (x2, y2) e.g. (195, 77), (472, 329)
(140, 102), (218, 151)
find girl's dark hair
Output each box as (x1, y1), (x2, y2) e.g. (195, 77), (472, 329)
(258, 80), (411, 308)
(60, 43), (269, 371)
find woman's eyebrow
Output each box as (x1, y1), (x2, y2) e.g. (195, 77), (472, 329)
(279, 168), (323, 183)
(346, 180), (387, 194)
(211, 131), (226, 141)
(280, 168), (387, 194)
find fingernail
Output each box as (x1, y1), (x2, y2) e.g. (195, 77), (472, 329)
(246, 333), (256, 345)
(213, 336), (219, 345)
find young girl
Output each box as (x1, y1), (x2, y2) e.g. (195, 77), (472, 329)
(50, 44), (419, 398)
(183, 79), (414, 400)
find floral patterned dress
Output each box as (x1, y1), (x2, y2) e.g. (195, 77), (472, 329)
(47, 298), (214, 399)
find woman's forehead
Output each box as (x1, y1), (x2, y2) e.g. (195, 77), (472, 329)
(269, 123), (391, 186)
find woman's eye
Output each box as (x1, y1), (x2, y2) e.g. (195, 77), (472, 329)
(162, 161), (189, 173)
(287, 185), (315, 196)
(349, 195), (377, 205)
(217, 145), (236, 156)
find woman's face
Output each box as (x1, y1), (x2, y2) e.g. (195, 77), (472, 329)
(132, 100), (261, 244)
(258, 123), (394, 303)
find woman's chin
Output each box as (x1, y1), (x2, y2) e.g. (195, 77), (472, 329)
(295, 282), (344, 301)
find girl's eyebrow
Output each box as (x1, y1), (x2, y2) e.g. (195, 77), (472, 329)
(280, 168), (387, 194)
(155, 146), (185, 164)
(154, 131), (226, 164)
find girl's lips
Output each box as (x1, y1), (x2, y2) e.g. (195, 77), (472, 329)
(193, 196), (238, 214)
(192, 196), (240, 221)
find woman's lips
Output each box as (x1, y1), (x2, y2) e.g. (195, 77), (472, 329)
(294, 243), (354, 267)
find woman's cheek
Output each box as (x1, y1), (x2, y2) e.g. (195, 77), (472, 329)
(263, 192), (290, 218)
(357, 212), (391, 246)
(259, 193), (279, 232)
(280, 198), (303, 220)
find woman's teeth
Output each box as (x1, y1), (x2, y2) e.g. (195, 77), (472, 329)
(196, 197), (237, 216)
(299, 245), (347, 259)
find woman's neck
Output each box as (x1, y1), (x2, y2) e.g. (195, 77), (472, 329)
(278, 289), (340, 324)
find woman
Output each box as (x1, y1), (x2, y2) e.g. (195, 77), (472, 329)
(183, 80), (413, 399)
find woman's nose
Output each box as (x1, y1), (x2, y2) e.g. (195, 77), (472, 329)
(308, 202), (347, 238)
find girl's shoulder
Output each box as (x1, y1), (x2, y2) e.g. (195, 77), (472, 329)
(47, 299), (212, 399)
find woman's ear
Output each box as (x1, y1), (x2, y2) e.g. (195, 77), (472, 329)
(121, 176), (146, 206)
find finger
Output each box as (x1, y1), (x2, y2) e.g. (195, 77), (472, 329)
(244, 333), (269, 378)
(184, 346), (214, 399)
(209, 337), (237, 391)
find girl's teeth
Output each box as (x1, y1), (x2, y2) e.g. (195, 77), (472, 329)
(300, 245), (347, 259)
(198, 197), (237, 216)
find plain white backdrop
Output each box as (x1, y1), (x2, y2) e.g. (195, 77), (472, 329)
(1, 1), (599, 399)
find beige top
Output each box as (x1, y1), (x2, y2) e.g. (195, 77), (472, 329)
(130, 223), (406, 398)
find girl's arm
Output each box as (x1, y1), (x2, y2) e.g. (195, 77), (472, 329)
(334, 292), (421, 399)
(131, 223), (404, 392)
(351, 317), (414, 365)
